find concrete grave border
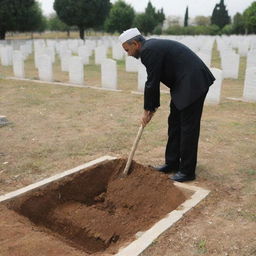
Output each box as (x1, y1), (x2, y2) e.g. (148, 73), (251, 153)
(116, 181), (210, 256)
(226, 97), (256, 103)
(0, 156), (210, 256)
(5, 77), (122, 92)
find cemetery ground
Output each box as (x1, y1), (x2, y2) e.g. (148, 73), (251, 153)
(0, 45), (256, 255)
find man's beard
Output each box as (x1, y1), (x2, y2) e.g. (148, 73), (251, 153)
(133, 49), (140, 59)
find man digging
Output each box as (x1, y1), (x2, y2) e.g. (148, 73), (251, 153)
(119, 28), (215, 182)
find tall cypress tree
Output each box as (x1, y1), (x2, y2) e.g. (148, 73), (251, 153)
(184, 6), (189, 27)
(211, 0), (230, 29)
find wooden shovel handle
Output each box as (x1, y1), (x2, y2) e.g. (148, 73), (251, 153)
(123, 125), (144, 176)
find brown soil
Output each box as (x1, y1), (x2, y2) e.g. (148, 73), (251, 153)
(1, 159), (186, 256)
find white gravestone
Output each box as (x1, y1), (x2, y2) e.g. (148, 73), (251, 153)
(112, 43), (124, 60)
(95, 46), (107, 65)
(0, 46), (13, 66)
(68, 40), (78, 54)
(60, 49), (72, 72)
(138, 63), (147, 92)
(13, 50), (25, 78)
(101, 59), (117, 90)
(243, 67), (256, 102)
(78, 46), (90, 65)
(246, 51), (256, 69)
(69, 56), (84, 85)
(205, 68), (223, 104)
(34, 47), (46, 69)
(45, 46), (55, 63)
(85, 40), (96, 56)
(125, 55), (139, 72)
(20, 45), (29, 59)
(38, 55), (53, 82)
(196, 52), (211, 68)
(238, 41), (249, 57)
(59, 42), (69, 56)
(221, 53), (240, 79)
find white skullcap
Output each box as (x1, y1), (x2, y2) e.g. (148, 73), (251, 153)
(119, 28), (141, 44)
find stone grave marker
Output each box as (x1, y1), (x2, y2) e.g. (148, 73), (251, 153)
(60, 49), (72, 72)
(38, 55), (53, 82)
(78, 46), (90, 65)
(45, 46), (55, 63)
(243, 67), (256, 102)
(205, 68), (223, 104)
(138, 63), (147, 92)
(69, 56), (84, 85)
(0, 46), (13, 66)
(112, 43), (124, 60)
(196, 51), (211, 67)
(238, 41), (249, 57)
(95, 46), (107, 65)
(220, 52), (240, 79)
(12, 50), (25, 78)
(101, 58), (117, 90)
(68, 39), (78, 54)
(125, 55), (139, 72)
(246, 51), (256, 69)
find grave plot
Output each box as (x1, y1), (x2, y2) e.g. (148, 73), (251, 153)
(0, 157), (208, 256)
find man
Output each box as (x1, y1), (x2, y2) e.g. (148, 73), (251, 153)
(119, 28), (215, 182)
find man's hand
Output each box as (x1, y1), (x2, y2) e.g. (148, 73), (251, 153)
(141, 110), (155, 127)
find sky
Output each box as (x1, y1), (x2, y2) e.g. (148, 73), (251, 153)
(38, 0), (256, 17)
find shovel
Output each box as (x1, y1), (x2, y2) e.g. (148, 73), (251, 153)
(122, 124), (144, 177)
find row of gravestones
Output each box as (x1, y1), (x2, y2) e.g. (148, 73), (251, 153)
(0, 36), (256, 103)
(218, 35), (256, 57)
(217, 38), (256, 79)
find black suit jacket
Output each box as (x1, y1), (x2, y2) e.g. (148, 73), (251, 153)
(140, 39), (215, 110)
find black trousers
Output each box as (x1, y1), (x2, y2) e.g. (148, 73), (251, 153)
(165, 92), (207, 176)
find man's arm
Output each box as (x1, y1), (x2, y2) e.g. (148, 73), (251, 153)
(141, 47), (162, 112)
(140, 46), (162, 127)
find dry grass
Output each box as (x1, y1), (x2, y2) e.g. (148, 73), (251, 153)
(0, 37), (256, 255)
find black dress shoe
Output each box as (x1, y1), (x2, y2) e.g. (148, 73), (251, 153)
(170, 171), (195, 182)
(152, 164), (177, 174)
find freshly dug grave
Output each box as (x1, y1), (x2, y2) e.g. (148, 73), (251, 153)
(2, 159), (186, 255)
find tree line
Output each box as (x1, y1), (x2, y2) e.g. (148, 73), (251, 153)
(0, 0), (255, 40)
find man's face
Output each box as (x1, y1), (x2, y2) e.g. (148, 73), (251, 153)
(122, 41), (141, 59)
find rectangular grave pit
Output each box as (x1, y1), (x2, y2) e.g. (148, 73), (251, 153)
(0, 156), (210, 256)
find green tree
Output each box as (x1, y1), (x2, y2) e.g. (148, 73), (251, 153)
(104, 0), (135, 33)
(184, 6), (189, 27)
(0, 0), (44, 39)
(243, 2), (256, 34)
(211, 0), (231, 29)
(156, 8), (165, 26)
(233, 13), (245, 34)
(19, 1), (46, 33)
(48, 14), (70, 31)
(54, 0), (111, 39)
(194, 16), (211, 26)
(134, 13), (155, 35)
(134, 1), (165, 35)
(222, 24), (233, 35)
